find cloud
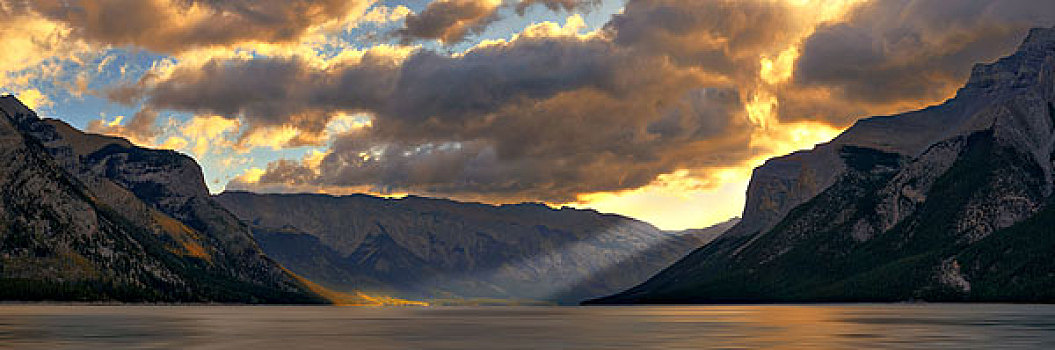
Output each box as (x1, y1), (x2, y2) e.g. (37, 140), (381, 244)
(788, 0), (1055, 124)
(2, 0), (380, 130)
(182, 11), (762, 202)
(16, 89), (53, 111)
(515, 0), (600, 15)
(0, 4), (98, 99)
(307, 85), (753, 202)
(397, 0), (599, 44)
(14, 0), (374, 54)
(178, 115), (241, 157)
(86, 108), (160, 145)
(605, 0), (810, 77)
(119, 25), (696, 138)
(115, 47), (405, 143)
(362, 4), (412, 24)
(398, 0), (503, 43)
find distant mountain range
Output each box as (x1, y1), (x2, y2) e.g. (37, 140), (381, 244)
(0, 96), (324, 303)
(216, 191), (734, 304)
(588, 27), (1055, 304)
(0, 94), (733, 304)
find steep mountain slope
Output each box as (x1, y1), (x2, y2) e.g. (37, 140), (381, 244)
(0, 96), (323, 303)
(215, 191), (732, 304)
(588, 27), (1055, 304)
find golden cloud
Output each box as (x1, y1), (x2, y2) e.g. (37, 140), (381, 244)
(23, 0), (375, 54)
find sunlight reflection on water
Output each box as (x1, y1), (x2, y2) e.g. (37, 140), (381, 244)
(0, 304), (1053, 349)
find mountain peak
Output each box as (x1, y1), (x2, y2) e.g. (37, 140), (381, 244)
(721, 26), (1055, 240)
(1021, 26), (1055, 48)
(0, 95), (35, 124)
(961, 26), (1055, 98)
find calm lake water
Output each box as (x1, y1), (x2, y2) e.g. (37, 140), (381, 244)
(0, 304), (1053, 349)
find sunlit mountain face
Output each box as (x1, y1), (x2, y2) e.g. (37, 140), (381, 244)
(5, 0), (1055, 230)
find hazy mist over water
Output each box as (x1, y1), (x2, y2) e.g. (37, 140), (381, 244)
(0, 304), (1053, 349)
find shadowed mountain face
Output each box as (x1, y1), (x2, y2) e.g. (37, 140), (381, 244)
(215, 191), (734, 304)
(588, 27), (1055, 304)
(0, 96), (323, 303)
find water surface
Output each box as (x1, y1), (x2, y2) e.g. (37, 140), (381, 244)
(1, 304), (1052, 349)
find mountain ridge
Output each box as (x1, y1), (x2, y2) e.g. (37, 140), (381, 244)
(728, 26), (1055, 240)
(0, 96), (326, 303)
(587, 26), (1055, 304)
(215, 190), (735, 304)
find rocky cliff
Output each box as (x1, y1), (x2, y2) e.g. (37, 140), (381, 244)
(588, 27), (1055, 304)
(215, 191), (733, 304)
(0, 96), (323, 303)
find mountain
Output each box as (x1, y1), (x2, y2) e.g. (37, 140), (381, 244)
(0, 96), (324, 303)
(588, 27), (1055, 304)
(215, 191), (734, 304)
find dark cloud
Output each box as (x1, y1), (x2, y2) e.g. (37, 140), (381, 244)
(789, 0), (1055, 124)
(515, 0), (600, 16)
(606, 0), (803, 76)
(398, 0), (503, 43)
(14, 0), (371, 53)
(380, 37), (656, 126)
(125, 32), (711, 136)
(258, 159), (318, 184)
(118, 51), (400, 143)
(397, 0), (601, 44)
(147, 29), (752, 201)
(648, 88), (739, 141)
(297, 85), (752, 202)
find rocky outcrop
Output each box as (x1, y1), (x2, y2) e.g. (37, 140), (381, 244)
(588, 27), (1055, 304)
(215, 191), (733, 304)
(0, 96), (323, 303)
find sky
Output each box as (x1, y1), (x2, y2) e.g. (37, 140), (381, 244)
(4, 0), (1055, 230)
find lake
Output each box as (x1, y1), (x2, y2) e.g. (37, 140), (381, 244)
(0, 304), (1053, 349)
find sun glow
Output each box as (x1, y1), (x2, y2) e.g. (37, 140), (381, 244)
(760, 47), (799, 85)
(282, 267), (429, 307)
(17, 89), (51, 110)
(573, 0), (867, 230)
